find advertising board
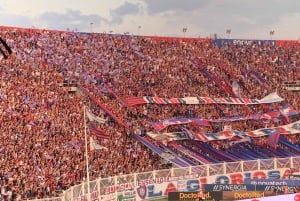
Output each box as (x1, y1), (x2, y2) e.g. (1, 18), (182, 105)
(205, 184), (299, 194)
(234, 192), (300, 201)
(135, 168), (291, 200)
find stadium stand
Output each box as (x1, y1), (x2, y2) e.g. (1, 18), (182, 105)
(0, 26), (300, 200)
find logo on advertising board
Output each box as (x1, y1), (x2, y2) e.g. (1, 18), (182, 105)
(136, 185), (147, 200)
(136, 182), (177, 200)
(205, 183), (300, 194)
(206, 184), (248, 191)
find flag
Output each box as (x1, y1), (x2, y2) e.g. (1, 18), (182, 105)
(192, 118), (211, 127)
(86, 109), (106, 124)
(279, 104), (297, 123)
(280, 109), (289, 124)
(232, 80), (241, 98)
(180, 126), (195, 140)
(229, 134), (251, 146)
(88, 124), (110, 139)
(267, 130), (280, 149)
(250, 71), (267, 87)
(86, 108), (109, 140)
(259, 92), (284, 103)
(90, 137), (107, 151)
(151, 118), (210, 131)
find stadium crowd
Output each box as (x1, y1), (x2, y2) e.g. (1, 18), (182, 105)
(0, 26), (300, 200)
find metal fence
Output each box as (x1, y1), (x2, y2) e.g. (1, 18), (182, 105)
(31, 156), (300, 201)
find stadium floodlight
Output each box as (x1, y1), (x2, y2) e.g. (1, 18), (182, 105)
(226, 29), (231, 39)
(90, 22), (94, 33)
(182, 27), (188, 37)
(270, 30), (275, 40)
(137, 25), (141, 35)
(0, 37), (12, 60)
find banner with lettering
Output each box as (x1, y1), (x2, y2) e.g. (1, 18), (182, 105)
(126, 92), (283, 106)
(213, 38), (276, 47)
(150, 104), (296, 131)
(135, 168), (291, 201)
(147, 120), (300, 142)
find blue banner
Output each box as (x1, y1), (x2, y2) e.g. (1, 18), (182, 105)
(213, 39), (276, 47)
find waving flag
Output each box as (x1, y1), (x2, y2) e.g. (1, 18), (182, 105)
(279, 104), (297, 123)
(150, 104), (296, 131)
(88, 123), (110, 139)
(147, 120), (300, 143)
(267, 130), (280, 149)
(90, 137), (107, 150)
(232, 80), (241, 98)
(229, 135), (251, 146)
(250, 71), (267, 87)
(86, 109), (106, 124)
(151, 117), (211, 131)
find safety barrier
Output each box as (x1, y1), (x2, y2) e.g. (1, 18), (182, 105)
(29, 156), (300, 201)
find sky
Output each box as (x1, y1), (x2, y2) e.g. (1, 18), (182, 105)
(1, 0), (300, 40)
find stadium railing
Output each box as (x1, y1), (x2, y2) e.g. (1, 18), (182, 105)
(29, 156), (300, 201)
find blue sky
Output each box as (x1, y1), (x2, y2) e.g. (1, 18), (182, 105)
(0, 0), (300, 39)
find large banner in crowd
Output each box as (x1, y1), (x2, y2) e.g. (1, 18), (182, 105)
(125, 92), (283, 106)
(146, 119), (300, 142)
(150, 104), (296, 131)
(213, 38), (276, 47)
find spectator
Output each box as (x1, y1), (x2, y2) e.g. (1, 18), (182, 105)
(0, 26), (300, 200)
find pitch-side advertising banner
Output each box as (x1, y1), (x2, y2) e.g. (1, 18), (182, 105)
(75, 168), (292, 201)
(205, 184), (299, 194)
(135, 168), (291, 201)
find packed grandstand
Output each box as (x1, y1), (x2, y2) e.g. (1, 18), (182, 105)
(0, 25), (300, 200)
